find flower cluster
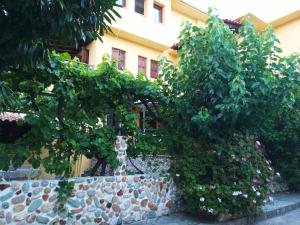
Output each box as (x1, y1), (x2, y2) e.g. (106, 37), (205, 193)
(175, 135), (274, 217)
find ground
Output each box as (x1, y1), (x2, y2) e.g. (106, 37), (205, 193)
(255, 208), (300, 225)
(132, 210), (300, 225)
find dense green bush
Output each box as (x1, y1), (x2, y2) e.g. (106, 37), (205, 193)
(172, 135), (273, 216)
(262, 98), (300, 187)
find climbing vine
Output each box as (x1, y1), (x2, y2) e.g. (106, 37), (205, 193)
(0, 53), (161, 177)
(56, 180), (75, 216)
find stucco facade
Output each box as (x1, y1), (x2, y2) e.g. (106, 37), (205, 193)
(87, 0), (208, 77)
(274, 17), (300, 55)
(238, 10), (300, 56)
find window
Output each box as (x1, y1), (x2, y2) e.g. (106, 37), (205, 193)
(136, 107), (159, 132)
(112, 48), (126, 70)
(116, 0), (126, 7)
(138, 56), (147, 75)
(150, 60), (158, 78)
(153, 3), (163, 23)
(135, 0), (145, 15)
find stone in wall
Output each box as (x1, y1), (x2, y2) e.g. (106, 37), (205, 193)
(0, 176), (181, 225)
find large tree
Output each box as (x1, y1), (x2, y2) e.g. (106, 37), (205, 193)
(152, 13), (300, 216)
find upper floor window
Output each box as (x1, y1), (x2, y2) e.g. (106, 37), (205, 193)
(150, 60), (158, 78)
(112, 48), (126, 70)
(138, 56), (147, 75)
(153, 3), (163, 23)
(116, 0), (126, 7)
(135, 0), (145, 15)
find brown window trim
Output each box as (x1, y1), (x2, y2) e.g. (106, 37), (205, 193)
(153, 3), (163, 23)
(150, 59), (158, 79)
(112, 47), (126, 70)
(138, 55), (147, 75)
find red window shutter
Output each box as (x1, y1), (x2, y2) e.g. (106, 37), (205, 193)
(138, 56), (147, 74)
(112, 48), (119, 60)
(112, 48), (126, 70)
(153, 4), (163, 23)
(150, 60), (158, 78)
(119, 50), (126, 70)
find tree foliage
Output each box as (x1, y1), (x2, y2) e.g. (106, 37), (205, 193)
(0, 0), (119, 69)
(153, 12), (300, 216)
(0, 53), (161, 177)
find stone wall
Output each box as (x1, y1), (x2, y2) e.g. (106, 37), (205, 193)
(88, 155), (171, 177)
(0, 136), (182, 225)
(0, 175), (181, 225)
(126, 155), (171, 175)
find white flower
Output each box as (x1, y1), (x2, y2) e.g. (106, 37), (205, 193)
(268, 167), (273, 171)
(218, 198), (222, 203)
(208, 208), (214, 213)
(256, 191), (261, 196)
(200, 197), (205, 202)
(243, 194), (248, 198)
(232, 191), (242, 196)
(252, 186), (257, 192)
(276, 172), (280, 177)
(256, 170), (261, 174)
(176, 174), (180, 177)
(269, 196), (274, 202)
(253, 200), (257, 204)
(263, 200), (267, 203)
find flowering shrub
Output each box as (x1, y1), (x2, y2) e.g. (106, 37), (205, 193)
(156, 11), (299, 217)
(171, 135), (274, 217)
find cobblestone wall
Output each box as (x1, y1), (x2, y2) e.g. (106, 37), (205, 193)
(126, 155), (171, 175)
(0, 175), (181, 225)
(0, 136), (182, 225)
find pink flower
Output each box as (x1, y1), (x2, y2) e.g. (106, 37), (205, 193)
(252, 178), (259, 184)
(210, 184), (216, 190)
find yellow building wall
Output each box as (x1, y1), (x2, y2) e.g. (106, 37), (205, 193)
(274, 18), (300, 55)
(170, 9), (196, 38)
(87, 1), (206, 78)
(20, 148), (55, 179)
(20, 148), (89, 178)
(110, 0), (174, 48)
(88, 34), (164, 77)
